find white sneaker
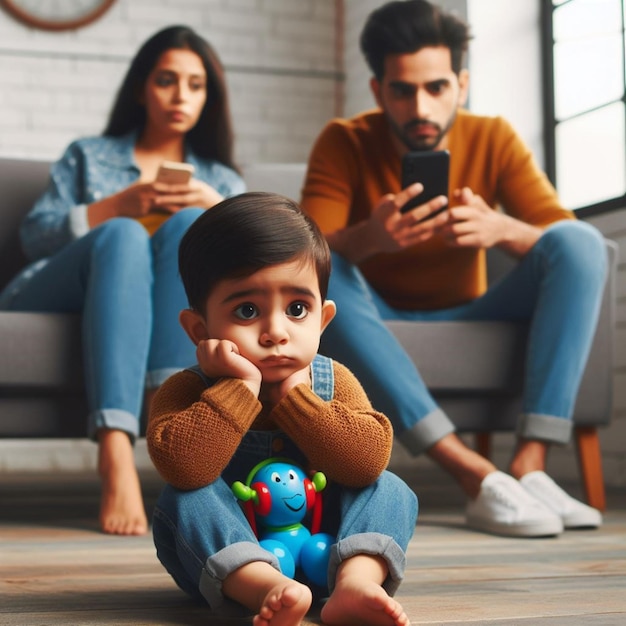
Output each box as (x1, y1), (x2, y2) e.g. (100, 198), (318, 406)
(520, 471), (603, 529)
(466, 471), (564, 537)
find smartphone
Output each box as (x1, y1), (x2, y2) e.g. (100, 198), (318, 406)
(400, 150), (449, 219)
(155, 160), (195, 185)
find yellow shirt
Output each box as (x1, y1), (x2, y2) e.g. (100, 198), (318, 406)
(301, 109), (574, 310)
(135, 211), (170, 236)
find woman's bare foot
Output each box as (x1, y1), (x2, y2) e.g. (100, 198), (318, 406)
(321, 579), (409, 626)
(252, 581), (312, 626)
(97, 429), (148, 535)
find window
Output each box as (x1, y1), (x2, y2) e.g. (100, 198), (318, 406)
(541, 0), (626, 216)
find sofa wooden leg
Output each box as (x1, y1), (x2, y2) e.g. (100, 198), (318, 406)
(474, 433), (492, 459)
(575, 426), (606, 512)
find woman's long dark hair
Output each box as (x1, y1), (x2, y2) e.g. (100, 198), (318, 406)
(103, 25), (237, 171)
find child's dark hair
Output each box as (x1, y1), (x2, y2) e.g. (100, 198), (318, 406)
(360, 0), (471, 80)
(179, 192), (331, 314)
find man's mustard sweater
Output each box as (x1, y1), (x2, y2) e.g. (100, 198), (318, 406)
(301, 109), (574, 311)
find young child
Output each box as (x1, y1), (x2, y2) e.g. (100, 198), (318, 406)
(147, 192), (418, 626)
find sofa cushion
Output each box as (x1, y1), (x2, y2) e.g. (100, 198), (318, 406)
(0, 312), (83, 389)
(0, 158), (616, 439)
(0, 158), (51, 290)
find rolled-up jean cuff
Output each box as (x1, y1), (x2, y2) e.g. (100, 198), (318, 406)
(200, 541), (280, 609)
(328, 532), (406, 597)
(517, 412), (572, 444)
(89, 409), (139, 442)
(145, 367), (184, 389)
(397, 408), (456, 456)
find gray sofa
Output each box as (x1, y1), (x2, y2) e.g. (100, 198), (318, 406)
(0, 158), (618, 509)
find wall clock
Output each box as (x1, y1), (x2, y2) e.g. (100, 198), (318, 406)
(0, 0), (117, 31)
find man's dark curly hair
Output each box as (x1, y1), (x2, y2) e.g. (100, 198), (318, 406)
(360, 0), (471, 80)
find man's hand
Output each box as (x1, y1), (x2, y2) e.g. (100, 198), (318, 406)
(328, 183), (448, 263)
(195, 339), (262, 397)
(371, 183), (449, 251)
(441, 187), (542, 256)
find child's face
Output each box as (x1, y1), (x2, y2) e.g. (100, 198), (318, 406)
(196, 259), (335, 383)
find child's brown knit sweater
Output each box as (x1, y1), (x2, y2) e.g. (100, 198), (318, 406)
(147, 360), (393, 491)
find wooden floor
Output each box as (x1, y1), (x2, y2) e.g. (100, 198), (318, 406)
(1, 467), (625, 625)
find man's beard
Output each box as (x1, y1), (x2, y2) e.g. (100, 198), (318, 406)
(388, 111), (457, 152)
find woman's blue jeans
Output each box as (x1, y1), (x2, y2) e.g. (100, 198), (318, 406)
(319, 220), (608, 454)
(3, 209), (203, 439)
(153, 446), (418, 610)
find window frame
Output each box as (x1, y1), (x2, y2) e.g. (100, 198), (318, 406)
(540, 0), (626, 217)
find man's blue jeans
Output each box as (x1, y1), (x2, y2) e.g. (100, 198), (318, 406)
(319, 220), (608, 454)
(153, 435), (418, 610)
(2, 209), (203, 439)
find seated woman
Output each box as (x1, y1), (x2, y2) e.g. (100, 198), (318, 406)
(0, 25), (245, 536)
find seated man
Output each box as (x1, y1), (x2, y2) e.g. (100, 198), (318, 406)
(301, 0), (606, 538)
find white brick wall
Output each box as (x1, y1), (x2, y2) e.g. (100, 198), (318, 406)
(0, 0), (340, 164)
(343, 0), (381, 117)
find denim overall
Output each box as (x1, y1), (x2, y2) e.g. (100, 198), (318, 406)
(152, 354), (418, 610)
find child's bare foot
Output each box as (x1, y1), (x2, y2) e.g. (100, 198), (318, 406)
(252, 581), (312, 626)
(321, 579), (409, 626)
(97, 429), (148, 535)
(321, 555), (409, 626)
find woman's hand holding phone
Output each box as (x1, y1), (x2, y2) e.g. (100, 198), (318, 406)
(152, 178), (224, 212)
(87, 182), (170, 224)
(152, 161), (223, 212)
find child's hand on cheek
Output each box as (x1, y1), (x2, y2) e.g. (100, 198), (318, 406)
(196, 339), (262, 396)
(261, 366), (311, 409)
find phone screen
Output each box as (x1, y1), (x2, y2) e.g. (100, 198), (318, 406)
(156, 161), (195, 185)
(400, 150), (450, 217)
